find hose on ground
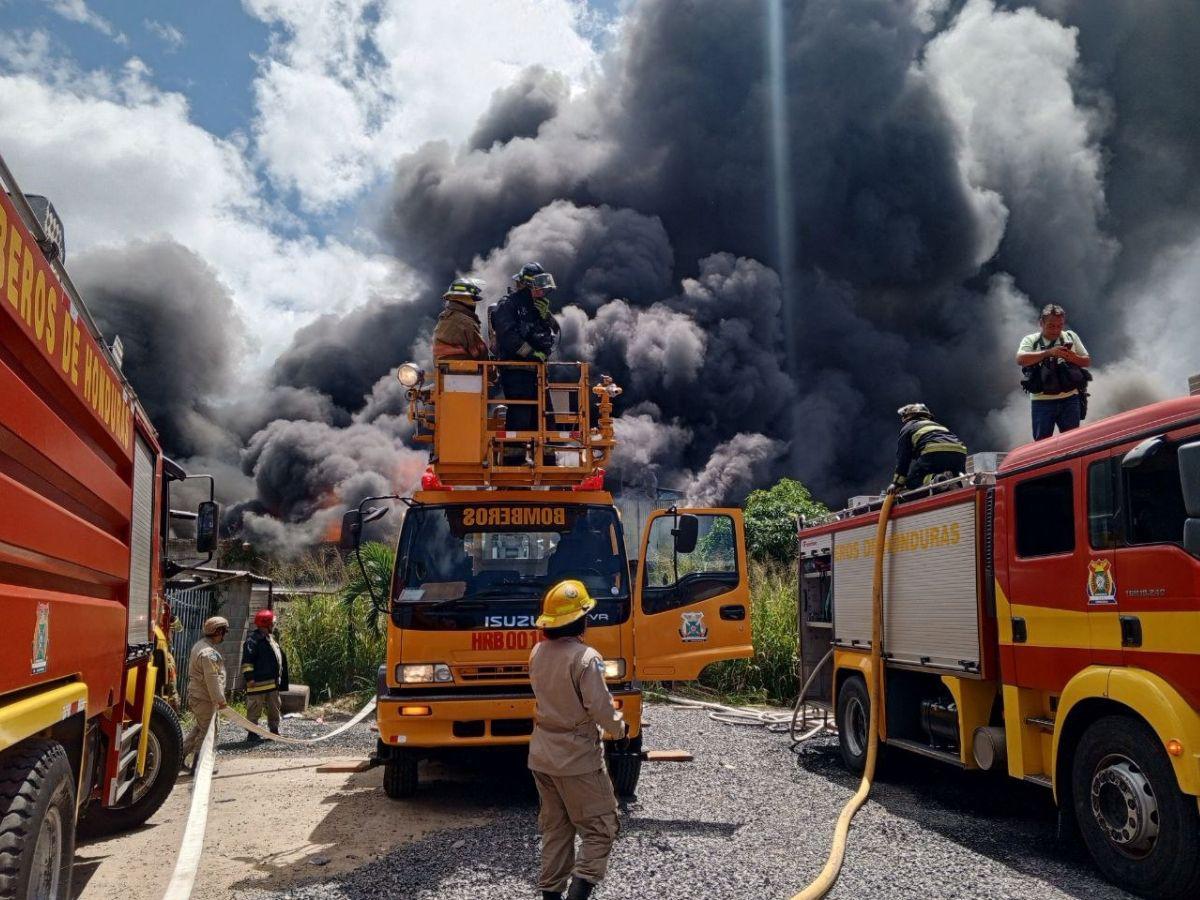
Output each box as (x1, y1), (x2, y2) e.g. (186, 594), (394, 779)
(790, 488), (895, 900)
(655, 646), (837, 744)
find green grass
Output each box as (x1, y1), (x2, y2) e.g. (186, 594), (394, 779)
(698, 559), (799, 705)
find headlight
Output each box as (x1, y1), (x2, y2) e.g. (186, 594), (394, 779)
(603, 659), (626, 680)
(397, 663), (453, 683)
(397, 362), (423, 387)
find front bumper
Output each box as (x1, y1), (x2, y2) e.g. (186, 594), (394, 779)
(377, 688), (641, 749)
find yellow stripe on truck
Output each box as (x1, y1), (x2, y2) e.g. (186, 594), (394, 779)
(0, 681), (87, 753)
(1004, 603), (1200, 654)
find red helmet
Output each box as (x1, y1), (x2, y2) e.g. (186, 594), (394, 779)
(254, 609), (276, 629)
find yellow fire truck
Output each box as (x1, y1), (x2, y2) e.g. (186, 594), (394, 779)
(340, 359), (753, 798)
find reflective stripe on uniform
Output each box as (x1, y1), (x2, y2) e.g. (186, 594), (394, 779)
(911, 424), (949, 443)
(921, 441), (967, 454)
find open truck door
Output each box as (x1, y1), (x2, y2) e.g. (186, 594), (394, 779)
(632, 508), (752, 680)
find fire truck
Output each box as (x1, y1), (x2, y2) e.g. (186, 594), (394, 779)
(797, 395), (1200, 897)
(0, 154), (219, 899)
(340, 359), (753, 798)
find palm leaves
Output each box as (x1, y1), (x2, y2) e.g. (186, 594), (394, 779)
(341, 541), (396, 636)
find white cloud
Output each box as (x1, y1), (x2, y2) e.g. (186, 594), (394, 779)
(0, 28), (53, 73)
(244, 0), (600, 210)
(48, 0), (127, 45)
(144, 19), (185, 52)
(0, 64), (411, 375)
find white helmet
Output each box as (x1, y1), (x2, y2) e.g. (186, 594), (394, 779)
(897, 403), (932, 421)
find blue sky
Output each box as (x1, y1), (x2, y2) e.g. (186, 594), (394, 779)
(0, 1), (268, 136)
(0, 0), (619, 366)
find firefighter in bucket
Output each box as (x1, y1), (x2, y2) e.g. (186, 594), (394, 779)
(528, 580), (626, 900)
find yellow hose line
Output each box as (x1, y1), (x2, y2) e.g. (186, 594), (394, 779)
(791, 489), (896, 900)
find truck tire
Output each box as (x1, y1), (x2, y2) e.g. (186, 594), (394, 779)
(835, 675), (873, 775)
(79, 697), (182, 838)
(1071, 714), (1200, 899)
(605, 736), (643, 799)
(0, 739), (76, 900)
(383, 751), (418, 799)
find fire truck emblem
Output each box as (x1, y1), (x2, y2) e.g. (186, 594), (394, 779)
(1086, 559), (1117, 606)
(32, 602), (50, 674)
(679, 611), (708, 643)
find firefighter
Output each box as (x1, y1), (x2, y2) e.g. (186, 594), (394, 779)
(181, 616), (229, 772)
(432, 277), (489, 360)
(241, 608), (289, 742)
(892, 403), (967, 491)
(491, 262), (560, 442)
(528, 580), (625, 900)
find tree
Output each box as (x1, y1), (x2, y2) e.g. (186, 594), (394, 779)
(743, 478), (828, 563)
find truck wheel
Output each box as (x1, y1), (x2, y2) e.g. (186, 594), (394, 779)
(383, 751), (418, 799)
(0, 739), (76, 900)
(835, 675), (873, 775)
(1071, 714), (1200, 899)
(606, 736), (643, 799)
(79, 697), (183, 838)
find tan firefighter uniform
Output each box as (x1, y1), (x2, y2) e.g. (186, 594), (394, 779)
(528, 633), (625, 892)
(181, 627), (228, 760)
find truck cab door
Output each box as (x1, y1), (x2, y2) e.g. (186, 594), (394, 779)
(632, 508), (752, 681)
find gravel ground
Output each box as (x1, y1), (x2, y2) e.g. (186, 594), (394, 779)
(226, 702), (1133, 900)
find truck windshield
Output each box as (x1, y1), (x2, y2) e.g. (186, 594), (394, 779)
(394, 504), (628, 604)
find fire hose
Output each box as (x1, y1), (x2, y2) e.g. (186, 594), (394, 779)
(790, 487), (895, 900)
(658, 649), (836, 744)
(161, 696), (378, 900)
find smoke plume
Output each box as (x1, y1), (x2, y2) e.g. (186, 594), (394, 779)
(76, 0), (1200, 552)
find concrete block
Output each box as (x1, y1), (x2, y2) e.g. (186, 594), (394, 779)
(280, 684), (310, 714)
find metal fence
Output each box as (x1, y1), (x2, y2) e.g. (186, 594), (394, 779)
(168, 585), (218, 707)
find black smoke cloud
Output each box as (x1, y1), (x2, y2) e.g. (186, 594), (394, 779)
(348, 0), (1021, 501)
(74, 240), (245, 458)
(80, 0), (1200, 551)
(468, 66), (570, 152)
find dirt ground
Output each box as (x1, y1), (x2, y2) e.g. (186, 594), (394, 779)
(72, 754), (487, 900)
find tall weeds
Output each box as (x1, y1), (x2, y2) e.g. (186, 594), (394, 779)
(267, 547), (388, 702)
(699, 559), (799, 705)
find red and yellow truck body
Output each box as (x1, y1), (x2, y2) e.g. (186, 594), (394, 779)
(798, 395), (1200, 896)
(1, 160), (188, 897)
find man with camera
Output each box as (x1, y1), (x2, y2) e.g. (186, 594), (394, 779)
(1016, 304), (1091, 440)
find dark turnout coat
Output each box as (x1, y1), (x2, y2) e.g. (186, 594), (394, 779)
(491, 288), (559, 360)
(241, 629), (289, 695)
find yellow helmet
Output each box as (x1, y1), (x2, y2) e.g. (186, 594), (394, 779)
(535, 580), (596, 629)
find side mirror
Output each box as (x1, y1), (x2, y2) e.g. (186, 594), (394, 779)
(1185, 519), (1200, 558)
(340, 510), (363, 551)
(1179, 440), (1200, 517)
(340, 506), (388, 551)
(673, 514), (699, 554)
(1122, 436), (1165, 469)
(196, 500), (219, 554)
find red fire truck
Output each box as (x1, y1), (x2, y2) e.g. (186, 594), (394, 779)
(0, 153), (218, 899)
(797, 394), (1200, 897)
